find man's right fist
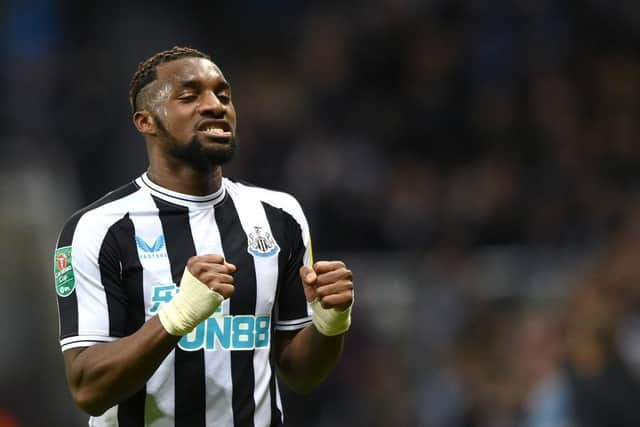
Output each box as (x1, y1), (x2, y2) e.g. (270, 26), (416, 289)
(158, 254), (236, 336)
(187, 254), (236, 299)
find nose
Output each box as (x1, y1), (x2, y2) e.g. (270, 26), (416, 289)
(197, 91), (225, 117)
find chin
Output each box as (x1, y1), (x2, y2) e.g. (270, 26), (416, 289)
(170, 137), (236, 170)
(206, 151), (235, 166)
(201, 144), (236, 167)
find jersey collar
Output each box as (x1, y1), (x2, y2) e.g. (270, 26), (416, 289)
(137, 172), (227, 208)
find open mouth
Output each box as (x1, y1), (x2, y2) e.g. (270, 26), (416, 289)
(197, 120), (232, 139)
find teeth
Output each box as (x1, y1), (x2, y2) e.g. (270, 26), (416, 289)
(202, 127), (227, 135)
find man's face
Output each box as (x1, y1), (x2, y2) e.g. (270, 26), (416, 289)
(146, 57), (238, 169)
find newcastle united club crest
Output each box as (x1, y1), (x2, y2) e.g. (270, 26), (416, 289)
(247, 226), (280, 257)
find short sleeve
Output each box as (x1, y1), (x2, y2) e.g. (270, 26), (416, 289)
(272, 198), (313, 331)
(55, 211), (127, 351)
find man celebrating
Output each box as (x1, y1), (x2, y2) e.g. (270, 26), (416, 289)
(54, 46), (354, 426)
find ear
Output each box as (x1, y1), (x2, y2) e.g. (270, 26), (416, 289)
(133, 111), (157, 136)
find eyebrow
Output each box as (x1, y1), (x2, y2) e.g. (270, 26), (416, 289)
(176, 79), (230, 91)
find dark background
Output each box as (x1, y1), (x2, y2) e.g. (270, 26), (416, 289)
(1, 0), (640, 426)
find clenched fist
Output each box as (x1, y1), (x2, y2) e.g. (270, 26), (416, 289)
(187, 254), (236, 299)
(159, 254), (236, 336)
(300, 261), (354, 313)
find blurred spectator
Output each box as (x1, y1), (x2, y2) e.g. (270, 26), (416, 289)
(564, 211), (640, 427)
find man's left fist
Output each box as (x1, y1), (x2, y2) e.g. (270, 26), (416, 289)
(300, 261), (354, 312)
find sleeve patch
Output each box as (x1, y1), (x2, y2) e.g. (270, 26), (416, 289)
(54, 246), (76, 297)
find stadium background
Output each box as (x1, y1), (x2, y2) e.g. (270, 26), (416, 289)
(2, 0), (640, 425)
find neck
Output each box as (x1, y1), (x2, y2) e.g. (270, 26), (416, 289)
(147, 162), (223, 196)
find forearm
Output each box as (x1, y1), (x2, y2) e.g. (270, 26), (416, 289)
(65, 316), (180, 415)
(276, 326), (345, 394)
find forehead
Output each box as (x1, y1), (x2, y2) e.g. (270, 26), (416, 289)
(156, 57), (227, 86)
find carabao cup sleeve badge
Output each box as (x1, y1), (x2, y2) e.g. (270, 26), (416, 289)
(54, 246), (76, 297)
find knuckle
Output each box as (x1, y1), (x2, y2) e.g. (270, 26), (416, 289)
(216, 266), (227, 274)
(216, 284), (233, 298)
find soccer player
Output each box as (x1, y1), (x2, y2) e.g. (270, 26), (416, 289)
(53, 46), (354, 426)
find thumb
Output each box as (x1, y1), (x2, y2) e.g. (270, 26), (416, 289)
(299, 265), (317, 303)
(299, 265), (316, 285)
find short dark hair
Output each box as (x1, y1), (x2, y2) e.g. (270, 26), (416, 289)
(129, 46), (210, 112)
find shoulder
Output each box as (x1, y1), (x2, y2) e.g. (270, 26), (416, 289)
(224, 178), (307, 224)
(57, 181), (142, 247)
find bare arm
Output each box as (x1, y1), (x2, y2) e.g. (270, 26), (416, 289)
(63, 317), (179, 416)
(274, 327), (344, 394)
(274, 261), (353, 394)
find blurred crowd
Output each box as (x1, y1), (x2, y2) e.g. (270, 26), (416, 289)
(2, 0), (640, 426)
(409, 210), (640, 427)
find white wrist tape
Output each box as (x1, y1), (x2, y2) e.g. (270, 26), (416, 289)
(310, 300), (352, 336)
(158, 267), (224, 336)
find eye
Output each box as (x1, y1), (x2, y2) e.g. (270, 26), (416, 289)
(217, 93), (231, 103)
(178, 93), (197, 102)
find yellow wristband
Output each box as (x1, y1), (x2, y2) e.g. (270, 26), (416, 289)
(310, 299), (352, 336)
(158, 267), (224, 336)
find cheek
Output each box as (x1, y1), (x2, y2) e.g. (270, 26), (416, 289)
(163, 107), (193, 134)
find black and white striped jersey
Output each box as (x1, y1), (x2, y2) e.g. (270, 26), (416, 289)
(54, 173), (313, 427)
